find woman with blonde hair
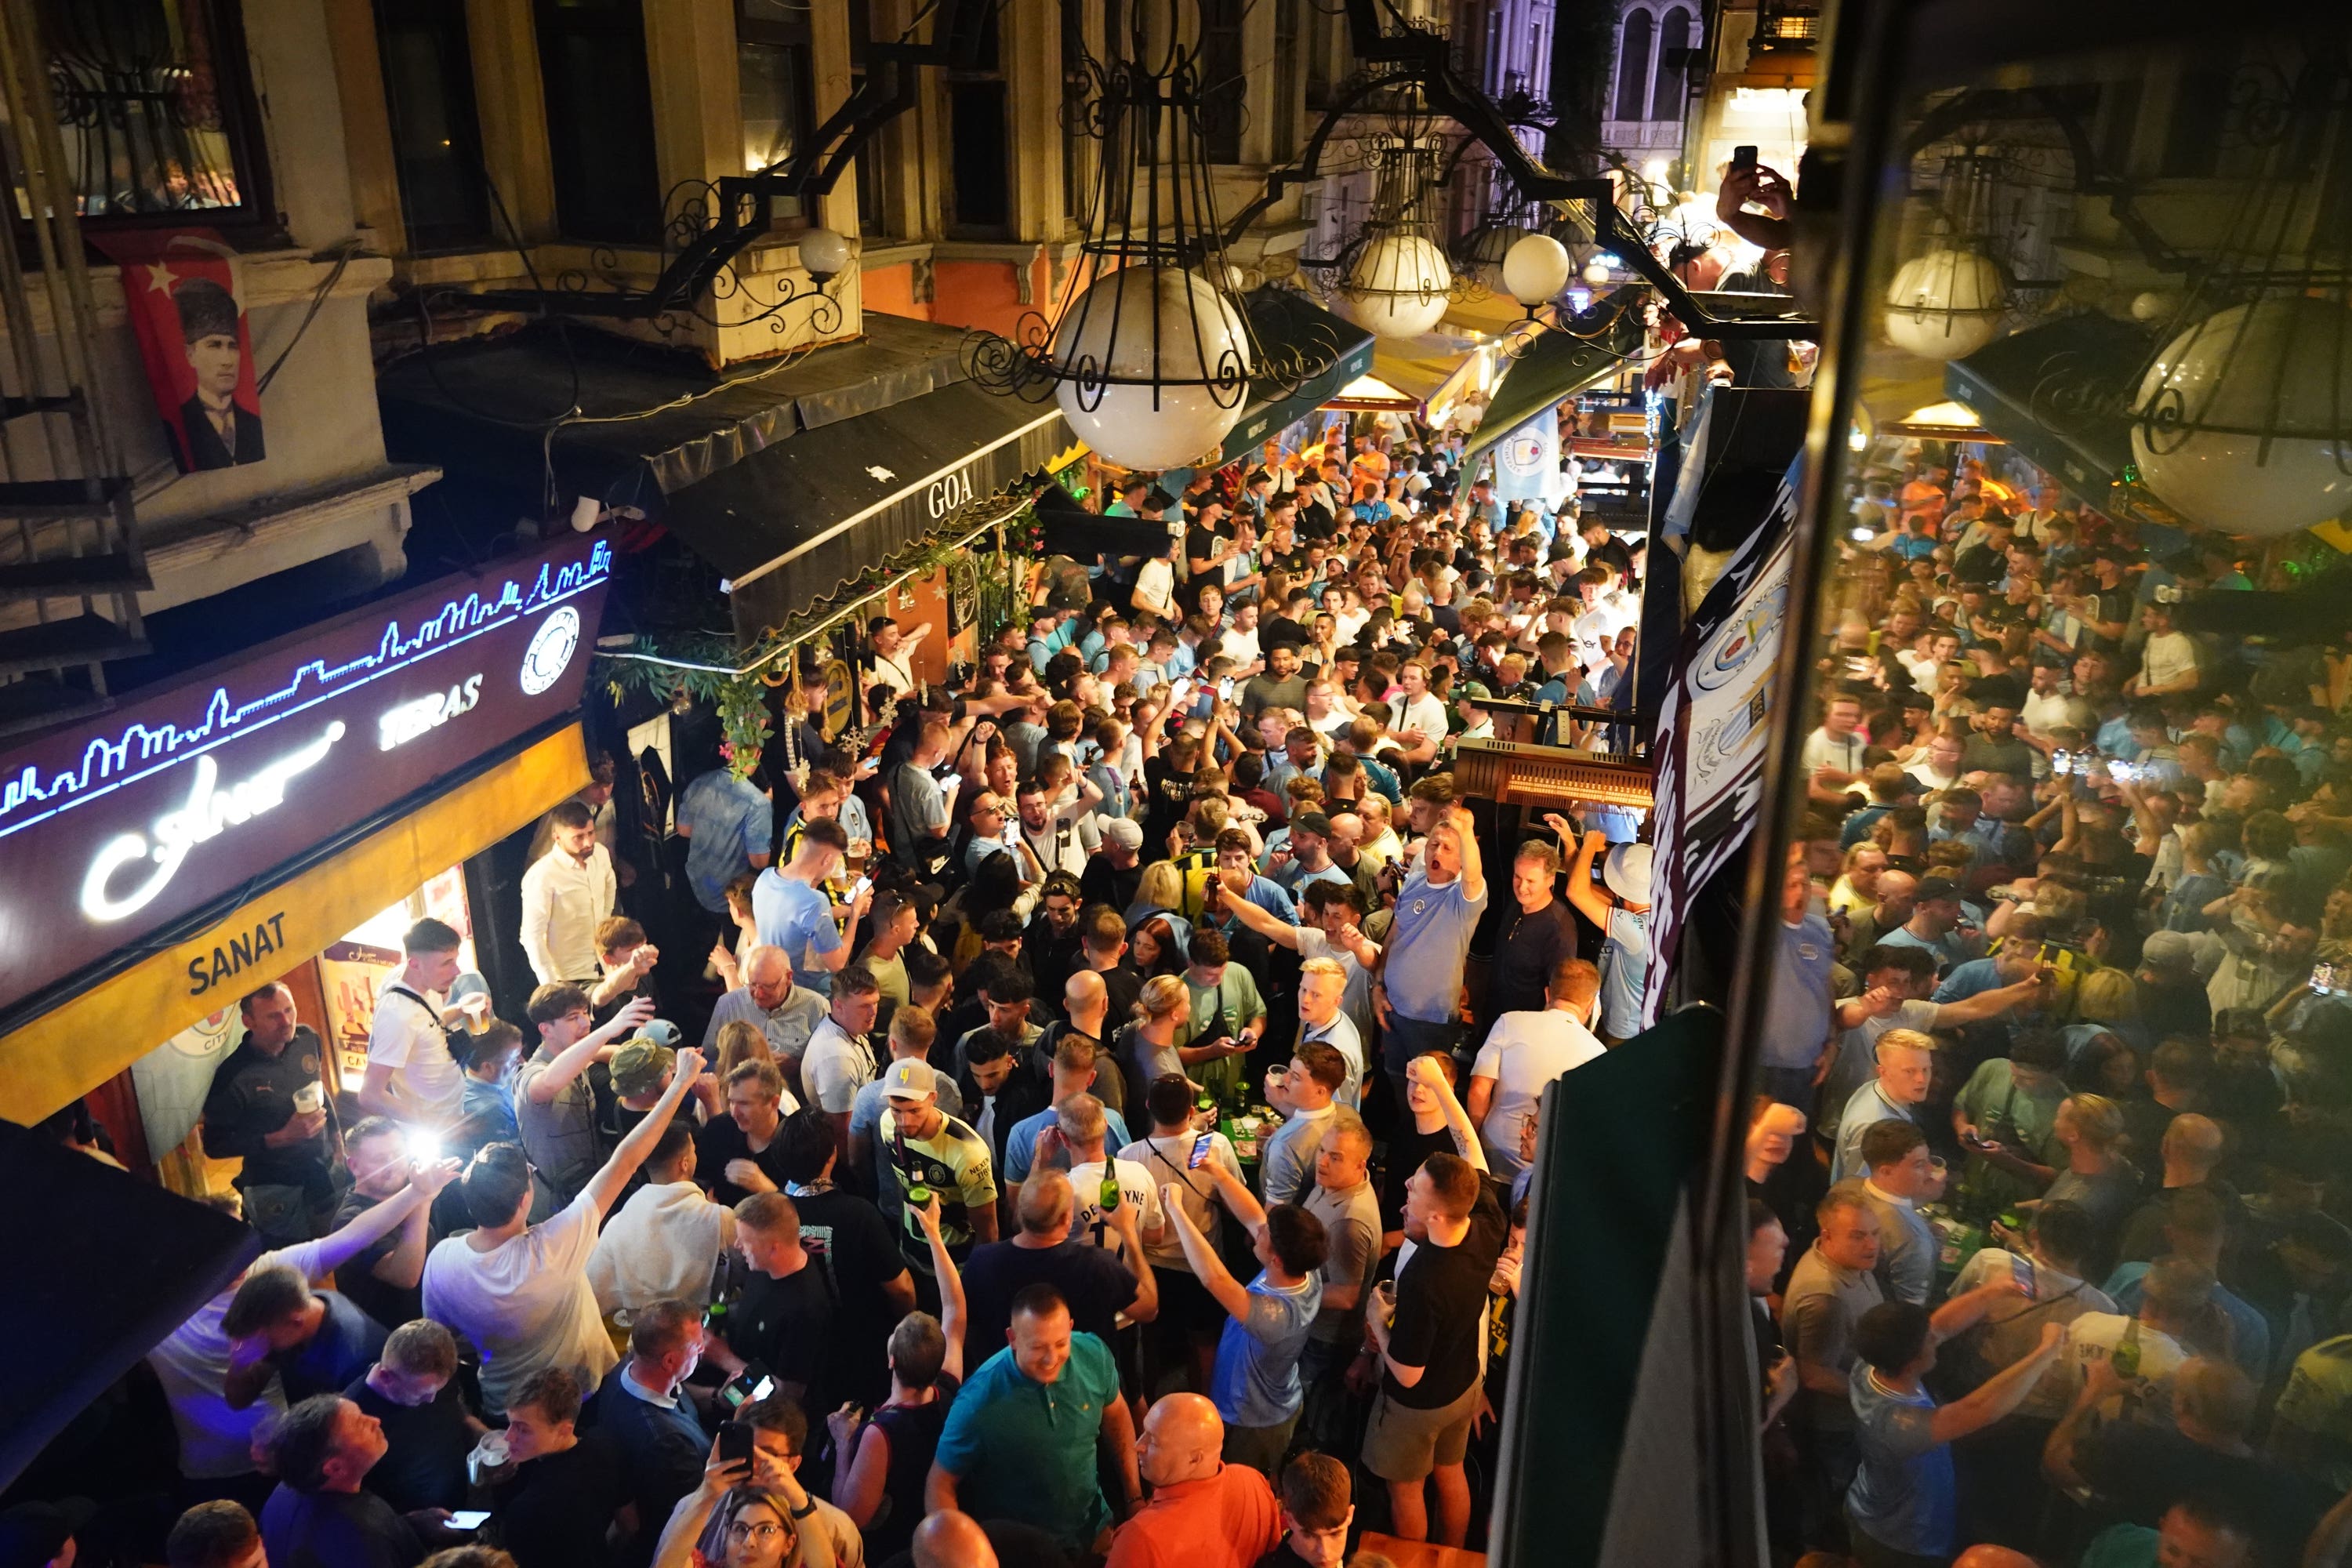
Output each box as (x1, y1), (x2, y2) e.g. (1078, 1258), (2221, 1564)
(713, 1018), (775, 1081)
(1124, 861), (1192, 959)
(1115, 972), (1196, 1094)
(2030, 1092), (2138, 1272)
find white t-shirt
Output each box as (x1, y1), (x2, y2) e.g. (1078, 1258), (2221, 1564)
(1120, 1133), (1244, 1270)
(2139, 631), (2201, 692)
(587, 1180), (732, 1315)
(1066, 1156), (1165, 1263)
(800, 1019), (877, 1115)
(1396, 691), (1450, 743)
(2061, 1312), (2188, 1415)
(1219, 625), (1262, 666)
(368, 979), (464, 1125)
(1800, 725), (1865, 779)
(148, 1236), (335, 1479)
(424, 1189), (618, 1414)
(1472, 1007), (1606, 1178)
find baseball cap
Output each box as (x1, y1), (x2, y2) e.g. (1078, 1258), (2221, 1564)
(0, 1503), (93, 1568)
(1293, 810), (1334, 837)
(1913, 876), (1963, 903)
(1602, 842), (1653, 905)
(884, 1060), (941, 1102)
(2139, 930), (2195, 972)
(609, 1040), (677, 1099)
(1105, 818), (1145, 851)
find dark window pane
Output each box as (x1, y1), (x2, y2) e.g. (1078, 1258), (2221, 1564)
(2159, 64), (2230, 177)
(1200, 0), (1243, 163)
(949, 81), (1008, 230)
(1271, 0), (1300, 164)
(38, 0), (251, 217)
(1653, 8), (1691, 123)
(1614, 11), (1653, 122)
(535, 0), (661, 244)
(376, 0), (491, 249)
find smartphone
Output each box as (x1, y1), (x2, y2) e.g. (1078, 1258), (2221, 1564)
(1731, 143), (1758, 169)
(448, 1511), (492, 1531)
(1002, 822), (1021, 848)
(717, 1421), (756, 1467)
(1189, 1131), (1214, 1169)
(851, 875), (873, 902)
(1218, 677), (1236, 701)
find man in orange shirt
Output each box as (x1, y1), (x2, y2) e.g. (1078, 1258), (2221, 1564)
(1105, 1392), (1282, 1568)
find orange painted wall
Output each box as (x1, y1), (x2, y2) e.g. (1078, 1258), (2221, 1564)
(862, 262), (931, 321)
(930, 252), (1064, 338)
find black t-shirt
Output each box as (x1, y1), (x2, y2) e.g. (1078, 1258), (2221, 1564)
(201, 1029), (338, 1193)
(1141, 757), (1192, 848)
(958, 1239), (1138, 1369)
(1185, 525), (1224, 572)
(789, 1186), (908, 1402)
(258, 1485), (423, 1568)
(275, 1292), (388, 1403)
(728, 1258), (842, 1410)
(327, 1192), (419, 1331)
(347, 1374), (472, 1513)
(696, 1117), (792, 1208)
(1489, 899), (1579, 1021)
(1079, 859), (1143, 920)
(1382, 1187), (1507, 1408)
(490, 1432), (625, 1568)
(1261, 615), (1311, 651)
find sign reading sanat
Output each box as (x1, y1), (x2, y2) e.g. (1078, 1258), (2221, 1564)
(0, 534), (612, 1018)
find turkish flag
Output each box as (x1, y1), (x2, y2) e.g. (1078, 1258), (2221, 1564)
(89, 229), (266, 474)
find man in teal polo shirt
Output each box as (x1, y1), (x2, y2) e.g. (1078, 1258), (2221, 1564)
(927, 1282), (1142, 1555)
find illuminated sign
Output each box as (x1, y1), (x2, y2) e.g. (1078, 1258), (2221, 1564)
(82, 722), (347, 920)
(0, 535), (613, 1021)
(379, 677), (483, 751)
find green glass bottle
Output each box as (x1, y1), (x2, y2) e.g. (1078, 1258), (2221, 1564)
(1099, 1171), (1122, 1211)
(2111, 1315), (2143, 1379)
(906, 1181), (933, 1207)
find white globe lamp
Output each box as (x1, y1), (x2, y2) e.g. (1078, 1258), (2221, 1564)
(1469, 223), (1533, 290)
(1499, 232), (1571, 308)
(1581, 257), (1613, 286)
(1049, 267), (1252, 472)
(1337, 234), (1453, 339)
(797, 227), (855, 279)
(1883, 248), (2009, 361)
(2132, 296), (2352, 537)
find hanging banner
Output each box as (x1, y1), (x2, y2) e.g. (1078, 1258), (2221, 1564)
(1491, 409), (1559, 506)
(128, 1007), (241, 1163)
(89, 229), (266, 474)
(1641, 458), (1800, 1029)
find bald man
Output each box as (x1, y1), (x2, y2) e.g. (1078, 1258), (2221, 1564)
(2114, 1114), (2230, 1265)
(913, 1510), (999, 1568)
(1951, 1548), (2041, 1568)
(1106, 1393), (1282, 1568)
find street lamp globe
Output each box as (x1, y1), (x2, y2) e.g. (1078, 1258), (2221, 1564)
(1049, 267), (1252, 471)
(1500, 233), (1572, 308)
(797, 227), (855, 279)
(1338, 234), (1453, 339)
(1883, 247), (2008, 360)
(2132, 296), (2352, 537)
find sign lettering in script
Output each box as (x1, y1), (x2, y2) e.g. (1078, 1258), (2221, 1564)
(0, 535), (612, 1018)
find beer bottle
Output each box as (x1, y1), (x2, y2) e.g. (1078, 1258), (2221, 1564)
(906, 1180), (933, 1207)
(2110, 1315), (2143, 1379)
(1100, 1170), (1123, 1211)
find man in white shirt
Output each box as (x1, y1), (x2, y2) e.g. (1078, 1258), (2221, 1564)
(1468, 956), (1606, 1178)
(587, 1117), (737, 1313)
(358, 918), (472, 1128)
(425, 1047), (705, 1414)
(1390, 662), (1450, 750)
(518, 799), (616, 986)
(1800, 695), (1868, 797)
(1059, 1093), (1166, 1261)
(1259, 1042), (1346, 1207)
(149, 1162), (453, 1489)
(866, 615), (931, 705)
(2129, 601), (2204, 698)
(1218, 601), (1265, 671)
(800, 962), (883, 1152)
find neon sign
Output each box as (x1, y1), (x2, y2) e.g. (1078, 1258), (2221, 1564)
(379, 676), (484, 752)
(0, 533), (614, 1023)
(82, 722), (347, 921)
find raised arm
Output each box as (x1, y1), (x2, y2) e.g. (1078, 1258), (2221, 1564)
(581, 1047), (705, 1219)
(1409, 1054), (1490, 1173)
(1445, 803), (1485, 906)
(913, 1192), (970, 1382)
(1565, 829), (1614, 927)
(524, 996), (656, 1106)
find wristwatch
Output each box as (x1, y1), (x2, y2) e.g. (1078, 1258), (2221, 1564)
(790, 1499), (818, 1519)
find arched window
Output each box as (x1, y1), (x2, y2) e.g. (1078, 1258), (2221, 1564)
(1653, 8), (1692, 122)
(1613, 9), (1655, 122)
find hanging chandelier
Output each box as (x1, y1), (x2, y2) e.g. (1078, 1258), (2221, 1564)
(963, 9), (1328, 473)
(1883, 151), (2014, 361)
(2129, 46), (2352, 537)
(1323, 129), (1468, 341)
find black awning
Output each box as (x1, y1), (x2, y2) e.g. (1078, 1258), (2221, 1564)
(1946, 314), (2151, 496)
(1460, 289), (1646, 471)
(377, 313), (974, 512)
(666, 377), (1074, 641)
(1032, 483), (1179, 557)
(0, 1120), (260, 1490)
(1214, 291), (1377, 466)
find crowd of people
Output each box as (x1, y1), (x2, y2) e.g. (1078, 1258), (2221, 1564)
(1751, 442), (2352, 1567)
(8, 412), (1667, 1568)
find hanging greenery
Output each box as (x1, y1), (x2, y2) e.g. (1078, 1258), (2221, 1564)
(593, 504), (1041, 772)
